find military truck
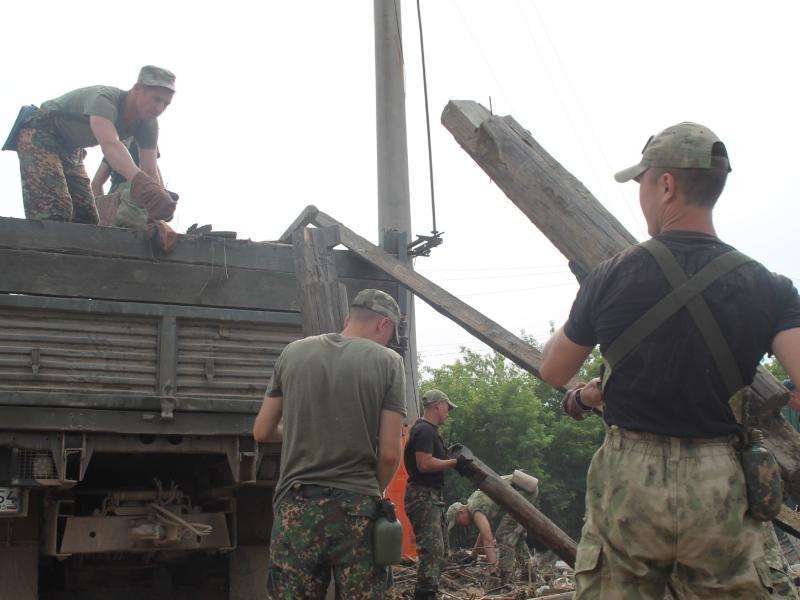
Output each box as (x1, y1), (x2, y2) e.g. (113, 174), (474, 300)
(0, 216), (397, 600)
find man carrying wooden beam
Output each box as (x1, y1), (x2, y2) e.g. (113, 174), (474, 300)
(540, 122), (800, 599)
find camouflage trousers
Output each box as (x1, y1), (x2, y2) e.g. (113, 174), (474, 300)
(574, 425), (770, 600)
(763, 522), (799, 599)
(267, 485), (387, 599)
(494, 488), (537, 581)
(15, 113), (98, 224)
(405, 482), (448, 594)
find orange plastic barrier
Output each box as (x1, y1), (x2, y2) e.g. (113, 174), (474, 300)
(385, 424), (416, 558)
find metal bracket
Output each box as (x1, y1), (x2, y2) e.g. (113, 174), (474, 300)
(160, 397), (176, 420)
(205, 358), (215, 382)
(407, 232), (444, 257)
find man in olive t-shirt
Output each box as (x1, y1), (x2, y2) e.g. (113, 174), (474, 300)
(4, 65), (176, 224)
(253, 289), (407, 599)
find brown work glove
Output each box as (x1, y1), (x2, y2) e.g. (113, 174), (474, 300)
(130, 171), (177, 222)
(146, 220), (178, 254)
(562, 384), (589, 421)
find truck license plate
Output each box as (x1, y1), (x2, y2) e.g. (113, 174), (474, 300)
(0, 487), (21, 514)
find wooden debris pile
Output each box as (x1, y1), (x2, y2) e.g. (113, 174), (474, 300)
(386, 553), (576, 600)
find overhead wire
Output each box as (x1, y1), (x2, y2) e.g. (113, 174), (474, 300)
(517, 0), (646, 239)
(416, 0), (439, 235)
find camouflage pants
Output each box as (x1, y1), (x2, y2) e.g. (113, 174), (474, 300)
(405, 482), (447, 594)
(574, 425), (770, 600)
(763, 522), (799, 599)
(15, 114), (98, 224)
(494, 487), (537, 581)
(267, 485), (387, 599)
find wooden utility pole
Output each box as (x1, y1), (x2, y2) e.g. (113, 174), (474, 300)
(441, 99), (800, 503)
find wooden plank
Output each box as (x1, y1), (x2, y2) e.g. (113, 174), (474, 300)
(0, 248), (299, 311)
(441, 100), (636, 276)
(292, 226), (350, 336)
(441, 99), (799, 500)
(0, 215), (393, 281)
(307, 211), (572, 387)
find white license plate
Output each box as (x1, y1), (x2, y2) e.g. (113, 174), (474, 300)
(0, 487), (21, 514)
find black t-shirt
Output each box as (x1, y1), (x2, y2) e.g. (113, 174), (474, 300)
(404, 419), (448, 489)
(565, 230), (800, 438)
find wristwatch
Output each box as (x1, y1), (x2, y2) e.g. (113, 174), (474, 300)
(574, 388), (592, 412)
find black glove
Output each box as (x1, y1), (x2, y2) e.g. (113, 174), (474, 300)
(454, 453), (473, 476)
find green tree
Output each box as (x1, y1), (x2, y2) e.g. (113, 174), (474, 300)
(420, 344), (605, 539)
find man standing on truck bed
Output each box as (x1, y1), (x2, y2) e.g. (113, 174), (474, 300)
(2, 65), (177, 225)
(540, 122), (800, 599)
(253, 288), (407, 599)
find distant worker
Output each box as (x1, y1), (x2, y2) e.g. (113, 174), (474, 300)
(253, 289), (407, 598)
(541, 122), (800, 599)
(403, 389), (464, 600)
(2, 66), (176, 225)
(447, 471), (539, 582)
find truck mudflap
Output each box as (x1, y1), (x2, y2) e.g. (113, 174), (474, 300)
(44, 482), (235, 556)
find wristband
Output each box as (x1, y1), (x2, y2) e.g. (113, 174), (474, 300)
(574, 388), (592, 411)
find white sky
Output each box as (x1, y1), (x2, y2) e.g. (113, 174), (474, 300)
(1, 1), (797, 371)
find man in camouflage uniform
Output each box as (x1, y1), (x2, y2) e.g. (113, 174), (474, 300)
(403, 389), (463, 600)
(541, 122), (800, 599)
(253, 289), (407, 599)
(2, 66), (176, 224)
(446, 473), (538, 582)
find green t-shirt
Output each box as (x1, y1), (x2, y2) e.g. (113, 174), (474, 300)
(268, 333), (407, 504)
(41, 85), (158, 150)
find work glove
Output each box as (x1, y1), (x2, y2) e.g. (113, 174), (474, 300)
(454, 453), (473, 476)
(130, 171), (177, 222)
(562, 384), (590, 421)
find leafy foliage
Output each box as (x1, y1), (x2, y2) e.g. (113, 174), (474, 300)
(420, 343), (605, 539)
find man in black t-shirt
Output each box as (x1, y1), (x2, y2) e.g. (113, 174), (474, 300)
(403, 389), (461, 600)
(540, 122), (800, 600)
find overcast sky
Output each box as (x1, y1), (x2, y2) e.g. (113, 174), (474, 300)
(1, 1), (797, 371)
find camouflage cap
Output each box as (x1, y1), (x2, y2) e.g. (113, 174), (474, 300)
(351, 289), (401, 323)
(446, 502), (466, 531)
(138, 65), (176, 92)
(422, 389), (457, 410)
(614, 122), (731, 183)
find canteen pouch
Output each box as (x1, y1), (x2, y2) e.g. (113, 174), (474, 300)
(373, 498), (403, 566)
(740, 431), (783, 522)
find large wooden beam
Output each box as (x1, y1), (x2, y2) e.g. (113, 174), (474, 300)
(442, 99), (799, 503)
(450, 446), (577, 566)
(283, 207), (575, 388)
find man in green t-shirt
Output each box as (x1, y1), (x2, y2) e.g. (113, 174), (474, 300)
(253, 289), (407, 599)
(4, 65), (176, 225)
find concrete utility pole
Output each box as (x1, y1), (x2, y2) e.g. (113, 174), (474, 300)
(374, 0), (419, 420)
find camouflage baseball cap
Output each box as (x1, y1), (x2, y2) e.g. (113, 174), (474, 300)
(446, 502), (466, 531)
(138, 66), (176, 92)
(351, 289), (401, 323)
(422, 389), (457, 410)
(614, 122), (731, 183)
